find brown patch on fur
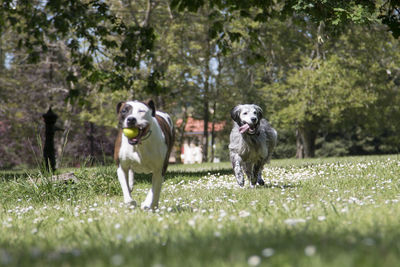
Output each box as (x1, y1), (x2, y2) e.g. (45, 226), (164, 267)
(156, 115), (175, 176)
(118, 103), (132, 129)
(116, 101), (126, 114)
(114, 130), (123, 166)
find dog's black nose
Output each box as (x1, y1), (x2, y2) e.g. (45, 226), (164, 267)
(251, 117), (257, 123)
(127, 117), (136, 125)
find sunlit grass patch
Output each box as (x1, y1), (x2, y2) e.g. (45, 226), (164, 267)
(1, 155), (400, 266)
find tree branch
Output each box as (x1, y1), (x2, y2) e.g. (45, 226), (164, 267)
(142, 0), (159, 27)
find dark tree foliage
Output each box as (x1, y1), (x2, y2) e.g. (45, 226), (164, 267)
(379, 0), (400, 38)
(171, 0), (400, 39)
(0, 0), (155, 95)
(1, 0), (400, 96)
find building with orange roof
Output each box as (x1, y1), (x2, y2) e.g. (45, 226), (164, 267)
(176, 117), (226, 164)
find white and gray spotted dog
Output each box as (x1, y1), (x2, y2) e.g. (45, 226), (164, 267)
(229, 104), (277, 187)
(114, 100), (174, 209)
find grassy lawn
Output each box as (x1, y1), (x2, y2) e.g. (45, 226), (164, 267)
(1, 155), (400, 266)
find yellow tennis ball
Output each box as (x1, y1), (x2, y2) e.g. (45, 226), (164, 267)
(123, 127), (139, 139)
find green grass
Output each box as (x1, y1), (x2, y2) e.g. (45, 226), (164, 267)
(1, 155), (400, 266)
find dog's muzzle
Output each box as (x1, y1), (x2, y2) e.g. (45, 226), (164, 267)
(125, 125), (151, 145)
(239, 123), (257, 135)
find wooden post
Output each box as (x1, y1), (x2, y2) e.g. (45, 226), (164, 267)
(42, 107), (58, 171)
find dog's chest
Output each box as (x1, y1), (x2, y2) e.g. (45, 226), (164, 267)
(239, 137), (269, 161)
(119, 139), (164, 174)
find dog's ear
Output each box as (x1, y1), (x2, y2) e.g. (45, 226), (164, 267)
(145, 99), (156, 117)
(116, 102), (125, 114)
(254, 105), (263, 119)
(230, 105), (241, 124)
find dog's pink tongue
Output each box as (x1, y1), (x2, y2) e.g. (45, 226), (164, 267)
(239, 124), (250, 134)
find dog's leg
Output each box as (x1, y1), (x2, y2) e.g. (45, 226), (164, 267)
(128, 169), (134, 193)
(231, 153), (245, 187)
(244, 163), (256, 187)
(253, 163), (265, 186)
(117, 166), (134, 204)
(141, 171), (163, 210)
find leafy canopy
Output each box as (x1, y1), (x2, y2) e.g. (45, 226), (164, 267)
(0, 0), (155, 94)
(1, 0), (400, 96)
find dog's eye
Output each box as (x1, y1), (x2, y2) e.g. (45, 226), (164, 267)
(121, 108), (128, 114)
(139, 109), (146, 113)
(243, 112), (248, 115)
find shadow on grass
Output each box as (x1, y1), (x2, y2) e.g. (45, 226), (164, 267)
(130, 168), (233, 183)
(262, 183), (297, 189)
(0, 164), (234, 183)
(1, 167), (301, 191)
(1, 224), (398, 267)
(167, 168), (233, 178)
(0, 170), (41, 182)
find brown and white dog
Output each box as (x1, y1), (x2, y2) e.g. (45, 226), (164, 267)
(114, 100), (174, 209)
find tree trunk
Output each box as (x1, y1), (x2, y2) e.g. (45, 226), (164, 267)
(210, 53), (222, 162)
(202, 90), (209, 162)
(211, 112), (216, 162)
(295, 22), (325, 159)
(88, 122), (95, 165)
(177, 107), (188, 164)
(0, 36), (4, 72)
(296, 129), (304, 159)
(298, 127), (318, 158)
(202, 34), (211, 163)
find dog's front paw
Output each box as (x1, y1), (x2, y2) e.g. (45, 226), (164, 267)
(250, 177), (258, 187)
(125, 200), (137, 207)
(141, 201), (157, 210)
(123, 197), (135, 205)
(236, 178), (245, 187)
(141, 201), (150, 210)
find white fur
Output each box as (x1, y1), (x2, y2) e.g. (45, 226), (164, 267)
(238, 105), (259, 126)
(117, 101), (171, 209)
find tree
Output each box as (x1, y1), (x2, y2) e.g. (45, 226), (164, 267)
(0, 0), (156, 95)
(263, 23), (400, 157)
(1, 0), (399, 98)
(2, 0), (400, 169)
(172, 0), (400, 38)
